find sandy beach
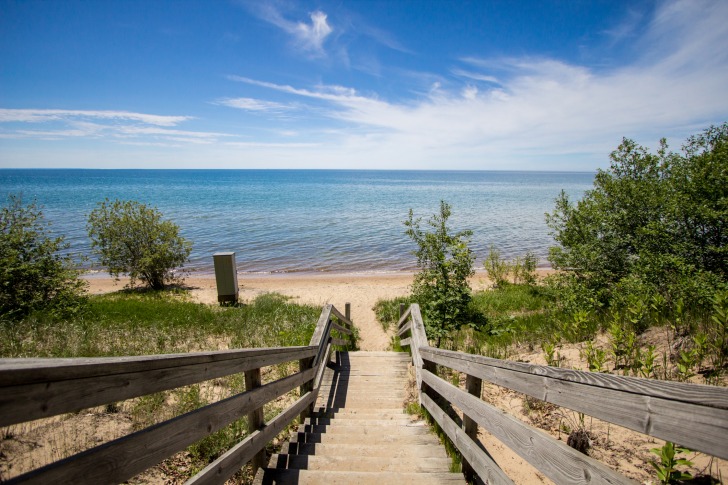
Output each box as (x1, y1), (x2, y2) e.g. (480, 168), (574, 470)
(83, 271), (497, 351)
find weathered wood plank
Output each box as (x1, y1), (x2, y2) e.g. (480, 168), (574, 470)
(396, 306), (412, 330)
(185, 391), (316, 485)
(420, 347), (728, 410)
(329, 321), (352, 336)
(298, 357), (315, 423)
(398, 321), (412, 337)
(399, 337), (412, 348)
(0, 347), (317, 428)
(0, 346), (315, 386)
(462, 373), (482, 482)
(5, 367), (317, 485)
(422, 370), (636, 485)
(330, 338), (348, 347)
(421, 348), (728, 459)
(329, 306), (353, 328)
(309, 305), (333, 347)
(244, 368), (265, 472)
(420, 392), (513, 485)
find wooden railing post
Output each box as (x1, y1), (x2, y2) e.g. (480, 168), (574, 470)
(462, 373), (483, 482)
(345, 302), (351, 321)
(399, 303), (405, 320)
(244, 367), (265, 472)
(299, 356), (315, 422)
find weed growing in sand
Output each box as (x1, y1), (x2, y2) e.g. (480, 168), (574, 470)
(542, 340), (562, 367)
(582, 340), (608, 373)
(650, 442), (694, 484)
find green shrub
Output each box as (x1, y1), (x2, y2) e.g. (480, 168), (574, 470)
(546, 124), (727, 316)
(0, 194), (87, 319)
(484, 245), (510, 288)
(87, 199), (192, 290)
(405, 201), (475, 347)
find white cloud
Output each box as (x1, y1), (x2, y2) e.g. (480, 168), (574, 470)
(215, 97), (294, 112)
(248, 3), (332, 57)
(0, 109), (190, 126)
(219, 0), (728, 170)
(0, 108), (231, 146)
(4, 0), (726, 170)
(296, 11), (332, 53)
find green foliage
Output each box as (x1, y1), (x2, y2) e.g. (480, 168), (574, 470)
(709, 290), (728, 372)
(546, 124), (728, 317)
(484, 245), (510, 288)
(513, 251), (538, 285)
(542, 340), (562, 367)
(484, 246), (539, 287)
(582, 340), (608, 372)
(0, 292), (319, 358)
(405, 201), (475, 346)
(0, 194), (87, 319)
(650, 442), (694, 484)
(87, 199), (192, 290)
(373, 295), (414, 331)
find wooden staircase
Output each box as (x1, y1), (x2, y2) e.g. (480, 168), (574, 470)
(254, 351), (464, 484)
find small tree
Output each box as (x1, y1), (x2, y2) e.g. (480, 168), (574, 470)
(546, 123), (728, 314)
(87, 199), (192, 290)
(405, 201), (475, 347)
(1, 194), (87, 319)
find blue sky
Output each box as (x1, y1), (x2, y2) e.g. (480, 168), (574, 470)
(1, 0), (727, 170)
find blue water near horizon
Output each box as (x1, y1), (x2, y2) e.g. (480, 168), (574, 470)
(0, 169), (594, 275)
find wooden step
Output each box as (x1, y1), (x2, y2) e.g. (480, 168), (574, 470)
(255, 469), (463, 484)
(267, 453), (452, 472)
(284, 442), (449, 459)
(297, 423), (430, 436)
(304, 416), (414, 426)
(291, 431), (443, 446)
(256, 351), (461, 484)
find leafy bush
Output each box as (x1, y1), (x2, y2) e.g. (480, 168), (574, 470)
(483, 245), (509, 288)
(405, 200), (475, 347)
(87, 199), (192, 290)
(484, 246), (538, 287)
(0, 194), (86, 319)
(546, 124), (728, 315)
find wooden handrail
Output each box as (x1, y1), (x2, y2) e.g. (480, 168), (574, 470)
(398, 303), (728, 484)
(0, 302), (356, 485)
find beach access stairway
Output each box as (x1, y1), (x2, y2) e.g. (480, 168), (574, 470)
(1, 302), (727, 484)
(253, 351), (463, 484)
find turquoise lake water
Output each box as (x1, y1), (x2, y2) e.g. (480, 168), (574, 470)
(0, 170), (594, 274)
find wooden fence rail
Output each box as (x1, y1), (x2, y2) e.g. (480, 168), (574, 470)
(398, 303), (728, 485)
(0, 303), (355, 485)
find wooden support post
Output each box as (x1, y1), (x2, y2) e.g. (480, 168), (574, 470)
(244, 368), (265, 473)
(345, 302), (351, 322)
(462, 373), (483, 483)
(299, 357), (315, 423)
(399, 303), (405, 320)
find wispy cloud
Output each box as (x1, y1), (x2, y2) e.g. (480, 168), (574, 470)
(246, 3), (332, 57)
(214, 97), (295, 113)
(0, 109), (190, 126)
(0, 108), (230, 146)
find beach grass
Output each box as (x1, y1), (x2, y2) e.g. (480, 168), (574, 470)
(0, 290), (324, 481)
(0, 290), (320, 358)
(374, 283), (554, 356)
